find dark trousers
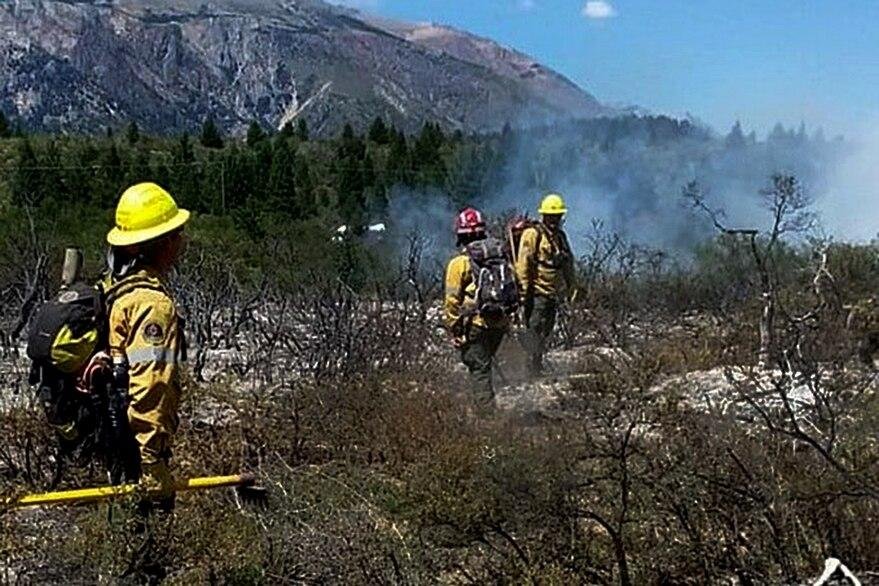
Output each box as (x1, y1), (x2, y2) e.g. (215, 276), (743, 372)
(523, 295), (557, 376)
(460, 327), (506, 407)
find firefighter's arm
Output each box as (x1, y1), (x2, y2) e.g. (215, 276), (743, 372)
(126, 292), (181, 397)
(444, 257), (467, 336)
(515, 228), (537, 301)
(108, 300), (130, 364)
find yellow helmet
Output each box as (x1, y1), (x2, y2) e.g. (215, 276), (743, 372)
(106, 183), (190, 247)
(538, 193), (567, 215)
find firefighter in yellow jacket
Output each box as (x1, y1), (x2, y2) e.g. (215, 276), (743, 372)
(106, 182), (189, 502)
(444, 208), (508, 407)
(515, 194), (575, 377)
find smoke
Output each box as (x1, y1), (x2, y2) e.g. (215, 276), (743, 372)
(481, 117), (846, 255)
(820, 117), (879, 243)
(381, 114), (869, 267)
(383, 184), (459, 265)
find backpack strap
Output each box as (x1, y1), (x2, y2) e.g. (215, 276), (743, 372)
(534, 223), (569, 268)
(535, 223), (546, 257)
(524, 224), (545, 290)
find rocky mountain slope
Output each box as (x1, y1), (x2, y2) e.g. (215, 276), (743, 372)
(0, 0), (612, 136)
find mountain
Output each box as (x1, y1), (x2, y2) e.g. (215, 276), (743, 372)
(0, 0), (612, 136)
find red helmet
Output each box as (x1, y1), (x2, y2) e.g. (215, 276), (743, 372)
(455, 207), (486, 235)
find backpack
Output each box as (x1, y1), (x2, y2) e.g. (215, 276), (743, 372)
(27, 282), (107, 376)
(26, 274), (156, 451)
(507, 216), (541, 265)
(507, 216), (571, 270)
(465, 237), (519, 318)
(26, 281), (109, 456)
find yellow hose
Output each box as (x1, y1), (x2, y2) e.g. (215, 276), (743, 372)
(5, 473), (254, 510)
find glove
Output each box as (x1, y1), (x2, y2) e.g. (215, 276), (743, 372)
(451, 335), (466, 349)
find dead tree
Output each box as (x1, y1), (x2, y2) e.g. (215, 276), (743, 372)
(684, 174), (815, 366)
(399, 232), (441, 325)
(173, 247), (264, 381)
(0, 204), (48, 355)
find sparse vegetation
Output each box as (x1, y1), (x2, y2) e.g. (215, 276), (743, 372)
(0, 124), (875, 584)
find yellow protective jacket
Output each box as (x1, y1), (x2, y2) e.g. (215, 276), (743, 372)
(107, 268), (185, 482)
(444, 252), (509, 336)
(515, 224), (575, 299)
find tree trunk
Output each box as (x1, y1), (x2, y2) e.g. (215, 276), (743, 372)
(759, 288), (774, 367)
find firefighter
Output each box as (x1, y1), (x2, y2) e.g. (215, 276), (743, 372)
(444, 207), (509, 408)
(515, 193), (575, 377)
(105, 182), (189, 506)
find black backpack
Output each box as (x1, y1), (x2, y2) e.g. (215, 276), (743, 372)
(27, 282), (106, 376)
(26, 282), (108, 448)
(465, 237), (519, 318)
(27, 276), (147, 482)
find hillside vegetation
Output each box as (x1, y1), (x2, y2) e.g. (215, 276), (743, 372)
(0, 117), (877, 584)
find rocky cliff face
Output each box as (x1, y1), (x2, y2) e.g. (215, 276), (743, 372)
(0, 0), (611, 136)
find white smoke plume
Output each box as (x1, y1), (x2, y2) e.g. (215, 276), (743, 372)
(820, 118), (879, 243)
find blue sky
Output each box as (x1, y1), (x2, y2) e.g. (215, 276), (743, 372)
(340, 0), (878, 138)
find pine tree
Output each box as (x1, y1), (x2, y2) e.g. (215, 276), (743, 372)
(338, 163), (366, 228)
(413, 122), (447, 186)
(126, 121), (141, 145)
(768, 122), (789, 143)
(725, 121), (746, 149)
(363, 154), (387, 217)
(362, 153), (376, 192)
(795, 121), (808, 143)
(11, 138), (41, 206)
(387, 130), (409, 184)
(0, 111), (10, 139)
(69, 140), (99, 207)
(200, 116), (225, 149)
(246, 121), (267, 147)
(279, 121), (295, 139)
(97, 141), (124, 208)
(368, 116), (389, 144)
(41, 139), (64, 202)
(342, 122), (355, 142)
(337, 126), (367, 227)
(267, 138), (299, 217)
(294, 157), (315, 217)
(172, 133), (201, 210)
(126, 149), (152, 186)
(296, 119), (309, 142)
(220, 145), (250, 211)
(175, 132), (195, 164)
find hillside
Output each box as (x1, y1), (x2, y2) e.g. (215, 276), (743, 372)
(0, 0), (611, 136)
